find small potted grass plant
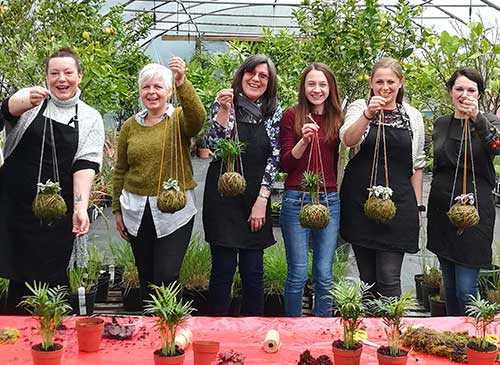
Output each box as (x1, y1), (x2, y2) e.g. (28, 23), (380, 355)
(19, 282), (71, 365)
(465, 294), (500, 365)
(330, 280), (372, 365)
(370, 292), (416, 365)
(144, 281), (194, 365)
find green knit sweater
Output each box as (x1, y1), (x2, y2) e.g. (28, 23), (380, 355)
(112, 80), (206, 212)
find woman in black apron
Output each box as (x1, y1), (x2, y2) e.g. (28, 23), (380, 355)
(203, 55), (281, 316)
(340, 58), (426, 297)
(427, 68), (500, 315)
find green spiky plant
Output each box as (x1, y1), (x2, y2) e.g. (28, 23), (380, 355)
(299, 171), (330, 229)
(144, 281), (194, 358)
(179, 235), (211, 291)
(330, 280), (372, 349)
(364, 185), (396, 223)
(32, 180), (67, 221)
(110, 240), (139, 294)
(263, 242), (287, 296)
(216, 139), (246, 197)
(465, 294), (500, 351)
(19, 282), (71, 351)
(157, 178), (187, 213)
(370, 292), (416, 357)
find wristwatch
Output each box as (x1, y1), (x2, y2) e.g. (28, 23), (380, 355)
(418, 205), (426, 212)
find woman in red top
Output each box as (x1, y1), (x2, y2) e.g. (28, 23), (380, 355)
(279, 63), (343, 317)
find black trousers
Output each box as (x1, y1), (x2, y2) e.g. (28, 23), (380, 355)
(351, 244), (404, 297)
(128, 203), (194, 302)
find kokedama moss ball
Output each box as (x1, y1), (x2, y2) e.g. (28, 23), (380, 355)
(32, 193), (67, 221)
(299, 204), (330, 229)
(447, 203), (479, 229)
(218, 172), (246, 197)
(157, 190), (187, 213)
(364, 196), (396, 223)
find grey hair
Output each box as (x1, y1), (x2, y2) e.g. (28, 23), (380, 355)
(138, 63), (172, 89)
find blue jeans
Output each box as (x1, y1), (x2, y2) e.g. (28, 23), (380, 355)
(439, 256), (479, 316)
(280, 189), (340, 317)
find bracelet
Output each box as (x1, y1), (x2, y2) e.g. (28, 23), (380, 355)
(363, 110), (373, 120)
(258, 193), (269, 200)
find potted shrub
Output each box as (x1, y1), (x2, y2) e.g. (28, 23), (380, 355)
(67, 257), (100, 316)
(179, 235), (211, 315)
(19, 282), (71, 365)
(195, 135), (210, 159)
(464, 294), (500, 365)
(144, 281), (194, 365)
(111, 240), (141, 311)
(330, 280), (371, 365)
(421, 264), (441, 311)
(263, 242), (287, 316)
(370, 292), (416, 365)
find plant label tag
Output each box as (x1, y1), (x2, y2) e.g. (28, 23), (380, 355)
(109, 264), (115, 286)
(78, 286), (87, 315)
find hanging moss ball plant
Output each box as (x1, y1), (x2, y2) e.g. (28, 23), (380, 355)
(364, 185), (396, 223)
(32, 180), (67, 221)
(447, 193), (479, 230)
(157, 178), (187, 213)
(216, 139), (246, 197)
(299, 171), (330, 229)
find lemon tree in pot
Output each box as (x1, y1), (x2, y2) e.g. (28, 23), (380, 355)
(19, 282), (71, 365)
(144, 281), (194, 365)
(465, 294), (500, 365)
(330, 280), (372, 365)
(369, 292), (415, 365)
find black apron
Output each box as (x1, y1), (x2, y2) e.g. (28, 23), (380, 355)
(203, 120), (275, 249)
(0, 101), (78, 284)
(427, 116), (495, 269)
(340, 119), (419, 253)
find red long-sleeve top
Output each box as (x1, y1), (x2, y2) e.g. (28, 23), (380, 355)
(279, 107), (339, 192)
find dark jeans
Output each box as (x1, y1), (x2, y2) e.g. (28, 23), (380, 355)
(208, 244), (264, 316)
(128, 204), (194, 302)
(439, 256), (479, 316)
(352, 245), (404, 297)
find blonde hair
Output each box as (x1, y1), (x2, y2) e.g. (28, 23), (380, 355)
(369, 57), (405, 103)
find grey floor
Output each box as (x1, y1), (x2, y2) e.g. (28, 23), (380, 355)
(89, 157), (500, 296)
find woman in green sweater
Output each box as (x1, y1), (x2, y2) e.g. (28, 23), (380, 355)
(112, 57), (206, 302)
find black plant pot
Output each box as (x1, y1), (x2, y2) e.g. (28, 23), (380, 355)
(229, 294), (241, 317)
(429, 295), (447, 317)
(479, 264), (500, 298)
(414, 274), (424, 304)
(271, 211), (280, 227)
(69, 289), (97, 315)
(95, 271), (111, 303)
(421, 282), (440, 311)
(182, 288), (209, 316)
(264, 293), (285, 317)
(121, 287), (142, 312)
(0, 293), (6, 315)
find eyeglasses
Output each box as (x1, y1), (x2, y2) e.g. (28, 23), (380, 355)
(245, 70), (270, 81)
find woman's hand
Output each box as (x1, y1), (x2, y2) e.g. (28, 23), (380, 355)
(72, 209), (90, 237)
(8, 86), (50, 117)
(248, 197), (267, 232)
(169, 56), (186, 86)
(114, 211), (129, 241)
(301, 122), (319, 144)
(216, 88), (234, 111)
(365, 95), (387, 118)
(29, 86), (50, 106)
(459, 95), (480, 120)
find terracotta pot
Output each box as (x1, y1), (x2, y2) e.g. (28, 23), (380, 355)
(332, 342), (363, 365)
(376, 348), (408, 365)
(197, 148), (210, 159)
(31, 343), (64, 365)
(466, 343), (498, 365)
(193, 340), (220, 365)
(76, 317), (104, 352)
(153, 350), (185, 365)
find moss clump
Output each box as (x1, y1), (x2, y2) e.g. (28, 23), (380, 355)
(364, 195), (396, 223)
(157, 178), (186, 213)
(299, 171), (330, 230)
(447, 203), (479, 230)
(218, 172), (246, 197)
(32, 180), (67, 221)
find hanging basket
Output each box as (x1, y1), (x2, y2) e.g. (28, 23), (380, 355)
(447, 194), (479, 229)
(218, 172), (247, 197)
(299, 203), (330, 229)
(32, 180), (67, 221)
(364, 185), (396, 223)
(157, 178), (187, 213)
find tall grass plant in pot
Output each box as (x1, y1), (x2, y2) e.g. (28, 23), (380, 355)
(330, 280), (372, 365)
(19, 282), (71, 365)
(465, 295), (500, 365)
(144, 281), (194, 365)
(263, 242), (287, 316)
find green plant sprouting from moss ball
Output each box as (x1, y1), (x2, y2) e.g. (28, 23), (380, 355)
(32, 179), (67, 221)
(215, 139), (246, 173)
(216, 139), (247, 197)
(299, 171), (329, 229)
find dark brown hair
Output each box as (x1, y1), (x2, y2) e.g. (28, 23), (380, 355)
(294, 63), (343, 143)
(231, 54), (278, 117)
(45, 47), (82, 74)
(446, 68), (485, 97)
(369, 57), (405, 104)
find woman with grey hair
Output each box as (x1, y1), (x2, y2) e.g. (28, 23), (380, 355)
(0, 48), (105, 312)
(112, 57), (205, 304)
(203, 54), (282, 316)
